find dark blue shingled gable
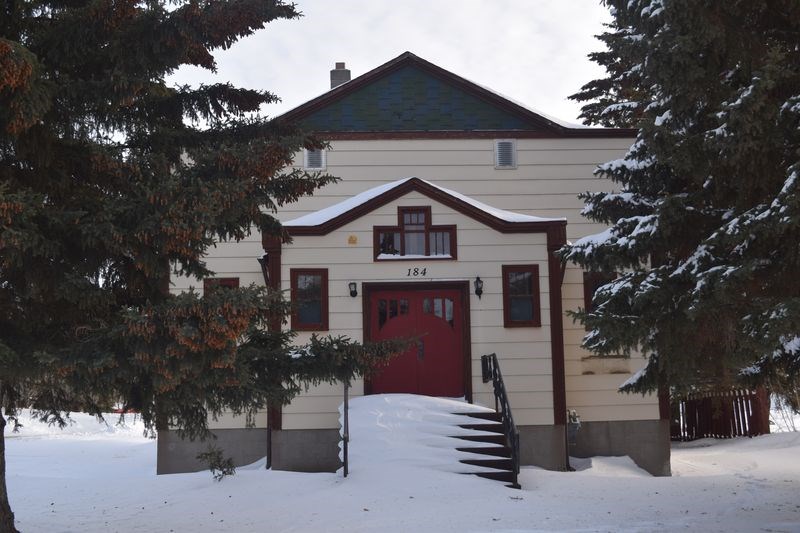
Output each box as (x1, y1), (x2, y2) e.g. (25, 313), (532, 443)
(300, 65), (538, 132)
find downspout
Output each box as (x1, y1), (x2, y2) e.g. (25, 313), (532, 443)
(546, 222), (569, 471)
(256, 254), (272, 469)
(258, 234), (284, 468)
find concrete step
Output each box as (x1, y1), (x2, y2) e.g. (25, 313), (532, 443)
(469, 470), (520, 489)
(460, 458), (513, 470)
(453, 411), (502, 422)
(450, 433), (507, 445)
(457, 423), (505, 434)
(456, 446), (512, 457)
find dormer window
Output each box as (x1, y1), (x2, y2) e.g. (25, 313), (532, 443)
(374, 206), (456, 261)
(494, 139), (516, 169)
(304, 148), (326, 170)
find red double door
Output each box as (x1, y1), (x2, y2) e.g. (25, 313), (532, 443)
(368, 287), (465, 397)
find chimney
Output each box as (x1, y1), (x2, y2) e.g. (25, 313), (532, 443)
(330, 62), (350, 89)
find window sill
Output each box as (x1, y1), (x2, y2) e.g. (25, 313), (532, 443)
(375, 253), (454, 261)
(503, 320), (542, 328)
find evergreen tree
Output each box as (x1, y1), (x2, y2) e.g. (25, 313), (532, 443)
(0, 3), (400, 531)
(569, 8), (644, 128)
(563, 1), (800, 403)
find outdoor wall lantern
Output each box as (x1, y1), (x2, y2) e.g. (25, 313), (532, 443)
(348, 282), (358, 298)
(474, 276), (484, 299)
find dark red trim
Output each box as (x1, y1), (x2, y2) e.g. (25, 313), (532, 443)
(547, 225), (568, 426)
(313, 129), (637, 140)
(501, 264), (542, 328)
(361, 281), (472, 403)
(289, 268), (329, 331)
(260, 235), (283, 333)
(582, 272), (617, 312)
(278, 51), (636, 139)
(373, 205), (457, 261)
(260, 235), (283, 430)
(582, 271), (617, 331)
(203, 277), (240, 292)
(286, 177), (566, 237)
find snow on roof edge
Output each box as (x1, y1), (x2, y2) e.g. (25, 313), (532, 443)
(283, 177), (565, 227)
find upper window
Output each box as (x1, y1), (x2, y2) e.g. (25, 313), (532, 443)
(502, 264), (541, 327)
(494, 139), (516, 169)
(290, 269), (328, 331)
(203, 277), (239, 294)
(303, 148), (326, 170)
(374, 206), (456, 260)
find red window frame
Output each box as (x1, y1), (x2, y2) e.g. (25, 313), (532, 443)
(502, 264), (541, 328)
(582, 271), (616, 330)
(373, 206), (457, 261)
(203, 277), (239, 294)
(290, 268), (329, 331)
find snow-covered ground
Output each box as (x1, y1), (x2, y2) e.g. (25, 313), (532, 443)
(5, 395), (800, 532)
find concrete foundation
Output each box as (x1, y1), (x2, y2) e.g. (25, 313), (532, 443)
(156, 421), (670, 477)
(518, 424), (568, 471)
(157, 428), (267, 475)
(271, 429), (341, 472)
(570, 419), (671, 476)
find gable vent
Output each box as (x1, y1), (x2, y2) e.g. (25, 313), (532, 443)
(494, 139), (516, 169)
(304, 148), (326, 170)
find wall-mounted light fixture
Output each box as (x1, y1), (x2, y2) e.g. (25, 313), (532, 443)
(257, 255), (270, 285)
(474, 276), (484, 299)
(348, 282), (358, 298)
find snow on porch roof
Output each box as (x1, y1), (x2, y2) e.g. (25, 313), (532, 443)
(283, 177), (565, 236)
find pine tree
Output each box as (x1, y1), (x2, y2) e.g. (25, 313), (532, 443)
(562, 1), (800, 402)
(0, 3), (400, 531)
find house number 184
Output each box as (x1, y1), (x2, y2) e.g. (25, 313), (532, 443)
(407, 267), (427, 277)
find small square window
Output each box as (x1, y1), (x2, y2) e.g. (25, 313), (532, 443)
(494, 139), (517, 169)
(502, 264), (540, 327)
(290, 269), (328, 331)
(303, 148), (326, 170)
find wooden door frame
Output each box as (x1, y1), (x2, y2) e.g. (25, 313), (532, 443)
(362, 280), (473, 402)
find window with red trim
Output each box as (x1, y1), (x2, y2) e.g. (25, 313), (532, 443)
(203, 277), (239, 294)
(374, 206), (456, 260)
(502, 265), (541, 327)
(290, 269), (328, 331)
(582, 271), (616, 330)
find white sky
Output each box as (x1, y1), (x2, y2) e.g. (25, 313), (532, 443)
(169, 0), (612, 124)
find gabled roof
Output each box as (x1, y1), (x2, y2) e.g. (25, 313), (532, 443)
(278, 52), (635, 139)
(283, 177), (565, 236)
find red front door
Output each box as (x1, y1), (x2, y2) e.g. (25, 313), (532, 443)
(368, 287), (465, 397)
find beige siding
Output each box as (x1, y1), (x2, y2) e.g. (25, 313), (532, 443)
(280, 192), (554, 428)
(192, 135), (659, 431)
(206, 411), (268, 430)
(562, 264), (660, 422)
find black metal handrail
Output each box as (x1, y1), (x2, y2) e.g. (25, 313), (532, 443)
(481, 353), (520, 487)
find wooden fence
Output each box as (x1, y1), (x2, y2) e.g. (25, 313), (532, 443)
(670, 388), (770, 441)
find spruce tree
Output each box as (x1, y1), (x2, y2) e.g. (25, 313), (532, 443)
(0, 3), (399, 531)
(562, 1), (800, 402)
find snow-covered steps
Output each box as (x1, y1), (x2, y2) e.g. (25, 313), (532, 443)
(450, 411), (520, 489)
(342, 394), (525, 489)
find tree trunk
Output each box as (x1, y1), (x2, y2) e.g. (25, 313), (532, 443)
(0, 413), (19, 533)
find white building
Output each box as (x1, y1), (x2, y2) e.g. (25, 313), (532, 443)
(159, 52), (669, 477)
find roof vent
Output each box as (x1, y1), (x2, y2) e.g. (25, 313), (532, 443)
(494, 139), (516, 169)
(304, 148), (326, 170)
(330, 62), (351, 89)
